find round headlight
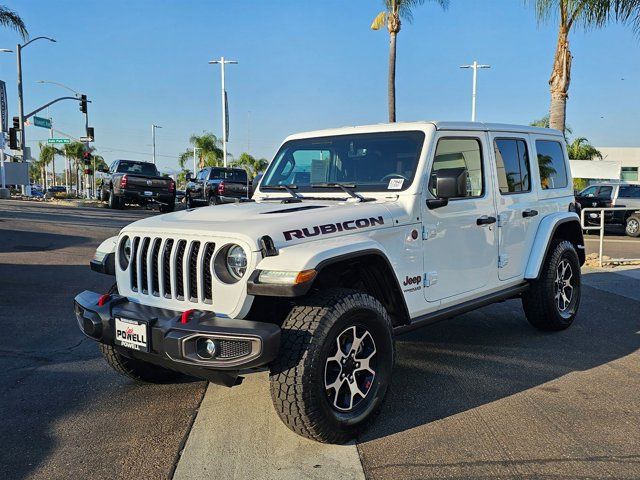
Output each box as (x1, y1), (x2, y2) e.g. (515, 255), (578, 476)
(226, 245), (247, 279)
(119, 236), (131, 270)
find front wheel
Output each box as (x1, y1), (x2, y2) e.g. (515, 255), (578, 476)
(208, 195), (221, 206)
(522, 240), (581, 331)
(100, 344), (183, 383)
(625, 214), (640, 237)
(270, 289), (395, 444)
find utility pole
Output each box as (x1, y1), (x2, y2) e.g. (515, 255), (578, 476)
(208, 57), (238, 167)
(152, 124), (161, 165)
(193, 146), (200, 174)
(459, 60), (490, 122)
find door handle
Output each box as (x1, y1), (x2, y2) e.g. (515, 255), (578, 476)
(476, 215), (497, 226)
(522, 209), (539, 218)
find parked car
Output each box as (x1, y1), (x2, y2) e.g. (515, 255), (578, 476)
(97, 159), (176, 212)
(575, 182), (640, 237)
(185, 167), (249, 208)
(76, 121), (585, 444)
(47, 186), (67, 194)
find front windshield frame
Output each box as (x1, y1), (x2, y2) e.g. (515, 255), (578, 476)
(259, 131), (425, 194)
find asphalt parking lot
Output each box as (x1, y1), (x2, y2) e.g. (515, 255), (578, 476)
(1, 199), (639, 480)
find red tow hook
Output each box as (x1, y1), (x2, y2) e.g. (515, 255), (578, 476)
(97, 294), (111, 307)
(181, 309), (195, 324)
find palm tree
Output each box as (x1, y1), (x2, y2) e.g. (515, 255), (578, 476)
(234, 153), (268, 179)
(371, 0), (448, 122)
(63, 142), (87, 194)
(178, 133), (224, 171)
(530, 0), (623, 134)
(38, 143), (60, 190)
(530, 114), (573, 137)
(567, 137), (603, 160)
(0, 5), (28, 40)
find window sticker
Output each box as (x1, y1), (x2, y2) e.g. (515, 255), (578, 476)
(388, 178), (404, 190)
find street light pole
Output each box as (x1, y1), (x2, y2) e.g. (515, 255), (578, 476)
(0, 49), (12, 196)
(208, 57), (238, 167)
(152, 124), (162, 165)
(193, 147), (200, 174)
(460, 60), (490, 122)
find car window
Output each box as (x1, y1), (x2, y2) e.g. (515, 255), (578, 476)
(579, 186), (597, 197)
(619, 185), (640, 198)
(210, 169), (248, 182)
(535, 140), (568, 189)
(197, 169), (207, 181)
(597, 186), (613, 199)
(494, 139), (531, 194)
(429, 137), (484, 198)
(116, 161), (158, 176)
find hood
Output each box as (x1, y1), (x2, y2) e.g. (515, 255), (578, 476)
(121, 200), (398, 250)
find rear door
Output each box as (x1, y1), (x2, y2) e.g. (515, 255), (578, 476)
(193, 168), (208, 201)
(490, 133), (541, 281)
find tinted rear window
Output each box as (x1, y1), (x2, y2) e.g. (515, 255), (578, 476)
(535, 140), (568, 189)
(619, 185), (640, 198)
(210, 169), (247, 182)
(117, 161), (158, 176)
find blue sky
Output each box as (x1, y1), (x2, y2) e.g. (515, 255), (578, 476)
(1, 0), (638, 173)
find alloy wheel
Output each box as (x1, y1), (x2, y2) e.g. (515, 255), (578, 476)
(627, 218), (639, 235)
(555, 259), (574, 312)
(324, 325), (377, 412)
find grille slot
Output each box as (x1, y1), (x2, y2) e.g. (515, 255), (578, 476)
(139, 237), (150, 294)
(162, 239), (174, 298)
(175, 240), (187, 300)
(150, 239), (161, 296)
(130, 237), (140, 291)
(202, 243), (215, 303)
(218, 339), (252, 359)
(188, 241), (201, 301)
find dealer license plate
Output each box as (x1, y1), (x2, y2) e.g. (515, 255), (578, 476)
(144, 191), (153, 196)
(114, 317), (149, 352)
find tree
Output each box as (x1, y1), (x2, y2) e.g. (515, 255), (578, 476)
(371, 0), (448, 122)
(0, 5), (28, 40)
(178, 133), (224, 170)
(530, 114), (573, 136)
(37, 143), (61, 189)
(234, 152), (268, 179)
(63, 142), (88, 194)
(530, 0), (625, 134)
(567, 137), (602, 160)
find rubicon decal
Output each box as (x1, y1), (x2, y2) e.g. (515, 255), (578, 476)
(283, 216), (385, 241)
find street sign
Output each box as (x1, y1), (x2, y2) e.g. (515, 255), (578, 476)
(79, 136), (93, 142)
(47, 138), (70, 144)
(33, 116), (52, 129)
(0, 80), (8, 133)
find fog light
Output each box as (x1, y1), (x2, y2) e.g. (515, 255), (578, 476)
(196, 338), (217, 359)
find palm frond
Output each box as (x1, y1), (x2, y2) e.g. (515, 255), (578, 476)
(371, 11), (387, 29)
(0, 6), (28, 40)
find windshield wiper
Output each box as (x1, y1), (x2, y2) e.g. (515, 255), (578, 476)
(311, 183), (374, 202)
(260, 184), (303, 202)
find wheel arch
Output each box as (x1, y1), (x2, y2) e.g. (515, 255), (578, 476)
(524, 213), (585, 280)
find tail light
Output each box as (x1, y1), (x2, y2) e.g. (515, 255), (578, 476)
(218, 181), (225, 195)
(120, 175), (128, 188)
(168, 180), (175, 193)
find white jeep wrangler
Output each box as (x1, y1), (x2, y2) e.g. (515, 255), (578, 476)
(75, 121), (585, 443)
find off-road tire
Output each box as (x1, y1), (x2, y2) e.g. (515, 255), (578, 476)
(99, 344), (182, 383)
(108, 190), (123, 209)
(625, 214), (640, 237)
(522, 240), (581, 331)
(269, 289), (395, 444)
(159, 201), (175, 213)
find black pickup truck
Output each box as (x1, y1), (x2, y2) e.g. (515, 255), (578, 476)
(98, 159), (176, 212)
(185, 167), (249, 208)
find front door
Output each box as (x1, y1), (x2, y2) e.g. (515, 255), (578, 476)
(490, 134), (541, 280)
(422, 133), (498, 302)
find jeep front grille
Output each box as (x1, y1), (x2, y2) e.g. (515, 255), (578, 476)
(128, 236), (216, 304)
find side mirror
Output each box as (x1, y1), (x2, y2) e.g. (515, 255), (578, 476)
(186, 172), (193, 182)
(427, 167), (468, 210)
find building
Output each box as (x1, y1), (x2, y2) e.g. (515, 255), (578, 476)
(596, 147), (640, 181)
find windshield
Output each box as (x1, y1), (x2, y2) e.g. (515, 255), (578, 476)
(261, 131), (425, 192)
(117, 161), (158, 176)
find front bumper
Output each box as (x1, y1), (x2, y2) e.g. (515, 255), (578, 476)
(74, 290), (280, 386)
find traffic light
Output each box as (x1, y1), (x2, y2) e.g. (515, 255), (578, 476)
(12, 116), (20, 130)
(8, 128), (18, 150)
(79, 94), (87, 114)
(83, 151), (92, 165)
(86, 126), (94, 141)
(84, 168), (93, 175)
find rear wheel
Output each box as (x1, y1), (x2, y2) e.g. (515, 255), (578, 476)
(100, 344), (183, 383)
(625, 214), (640, 237)
(270, 289), (395, 444)
(522, 240), (581, 331)
(107, 190), (121, 209)
(159, 201), (175, 213)
(208, 195), (221, 206)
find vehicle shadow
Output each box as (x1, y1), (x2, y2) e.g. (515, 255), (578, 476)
(0, 229), (92, 253)
(359, 274), (640, 442)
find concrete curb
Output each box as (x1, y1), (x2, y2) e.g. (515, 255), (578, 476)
(173, 372), (365, 480)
